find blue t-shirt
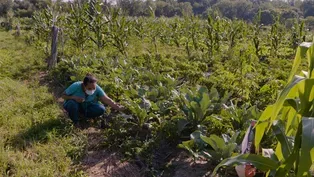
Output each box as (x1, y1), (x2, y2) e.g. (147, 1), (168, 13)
(63, 81), (106, 107)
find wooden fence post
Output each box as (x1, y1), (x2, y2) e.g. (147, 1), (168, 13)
(15, 24), (20, 37)
(48, 26), (59, 69)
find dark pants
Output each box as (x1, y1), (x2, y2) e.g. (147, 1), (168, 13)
(64, 100), (106, 123)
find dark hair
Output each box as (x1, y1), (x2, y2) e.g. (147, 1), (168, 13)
(83, 73), (97, 86)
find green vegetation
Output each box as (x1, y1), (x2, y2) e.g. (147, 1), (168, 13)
(0, 31), (86, 177)
(213, 42), (314, 177)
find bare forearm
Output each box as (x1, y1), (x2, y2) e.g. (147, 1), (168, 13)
(62, 94), (74, 100)
(101, 96), (119, 109)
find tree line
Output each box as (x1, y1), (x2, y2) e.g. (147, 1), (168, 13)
(1, 0), (314, 26)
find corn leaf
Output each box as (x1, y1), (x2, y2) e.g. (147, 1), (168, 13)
(275, 121), (302, 176)
(272, 120), (292, 160)
(212, 154), (279, 176)
(255, 105), (274, 148)
(296, 117), (314, 177)
(201, 135), (225, 152)
(288, 44), (310, 82)
(271, 75), (305, 128)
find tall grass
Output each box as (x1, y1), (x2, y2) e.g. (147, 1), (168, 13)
(0, 31), (87, 177)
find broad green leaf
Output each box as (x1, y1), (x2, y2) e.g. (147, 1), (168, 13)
(311, 148), (314, 163)
(248, 105), (259, 119)
(272, 120), (292, 160)
(275, 121), (302, 176)
(285, 107), (297, 135)
(283, 99), (299, 112)
(222, 143), (237, 158)
(229, 131), (240, 144)
(288, 44), (309, 82)
(201, 135), (225, 152)
(209, 87), (219, 100)
(190, 101), (203, 120)
(221, 92), (232, 104)
(255, 105), (273, 147)
(200, 92), (210, 116)
(275, 143), (284, 161)
(280, 106), (291, 121)
(306, 43), (314, 78)
(298, 79), (314, 116)
(271, 75), (305, 126)
(178, 140), (198, 158)
(198, 86), (208, 96)
(212, 154), (279, 176)
(259, 105), (274, 121)
(204, 149), (222, 161)
(255, 121), (269, 150)
(178, 139), (194, 150)
(297, 117), (314, 177)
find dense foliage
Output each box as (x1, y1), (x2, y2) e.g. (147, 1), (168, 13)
(1, 0), (314, 27)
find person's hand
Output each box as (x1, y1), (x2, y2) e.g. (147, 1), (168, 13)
(116, 104), (125, 111)
(72, 96), (85, 103)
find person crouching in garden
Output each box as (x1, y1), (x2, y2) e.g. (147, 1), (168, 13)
(62, 73), (124, 128)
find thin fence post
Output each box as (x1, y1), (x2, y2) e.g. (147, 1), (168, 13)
(15, 23), (21, 37)
(48, 26), (59, 69)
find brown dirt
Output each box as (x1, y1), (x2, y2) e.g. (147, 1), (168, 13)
(80, 127), (142, 177)
(81, 150), (142, 177)
(166, 151), (211, 177)
(73, 122), (143, 177)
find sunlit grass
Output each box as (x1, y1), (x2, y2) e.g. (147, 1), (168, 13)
(0, 31), (87, 177)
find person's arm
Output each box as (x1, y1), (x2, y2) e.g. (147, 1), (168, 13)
(62, 82), (85, 103)
(100, 95), (124, 111)
(62, 92), (84, 103)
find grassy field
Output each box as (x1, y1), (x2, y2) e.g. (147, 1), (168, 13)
(0, 30), (87, 177)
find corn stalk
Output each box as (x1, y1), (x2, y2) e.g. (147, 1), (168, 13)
(84, 0), (109, 49)
(107, 8), (131, 57)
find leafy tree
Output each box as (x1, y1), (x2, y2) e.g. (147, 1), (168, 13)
(0, 0), (13, 16)
(300, 0), (314, 18)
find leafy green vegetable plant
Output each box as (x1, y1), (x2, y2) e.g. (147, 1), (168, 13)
(174, 86), (230, 135)
(178, 130), (239, 165)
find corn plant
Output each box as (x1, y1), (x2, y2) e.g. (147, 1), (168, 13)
(227, 20), (245, 52)
(133, 17), (145, 39)
(32, 7), (54, 55)
(4, 10), (13, 31)
(66, 2), (90, 51)
(84, 0), (109, 49)
(169, 18), (184, 47)
(291, 20), (306, 49)
(107, 8), (131, 57)
(269, 16), (283, 57)
(252, 10), (262, 58)
(145, 18), (164, 55)
(213, 42), (314, 177)
(204, 15), (221, 58)
(32, 5), (66, 56)
(185, 16), (201, 51)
